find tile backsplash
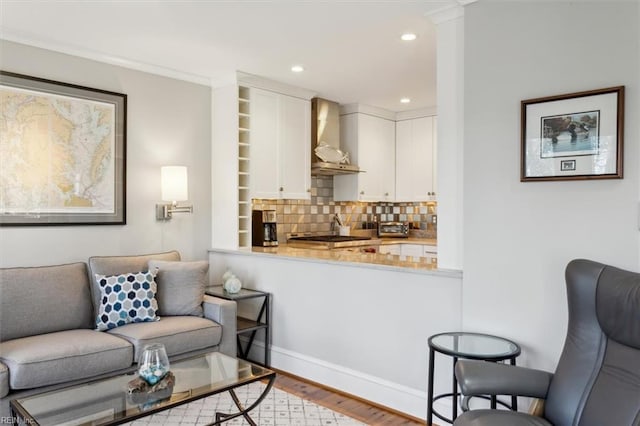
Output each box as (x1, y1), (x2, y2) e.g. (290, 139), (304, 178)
(253, 176), (437, 243)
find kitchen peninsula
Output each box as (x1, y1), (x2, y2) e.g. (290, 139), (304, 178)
(208, 243), (462, 419)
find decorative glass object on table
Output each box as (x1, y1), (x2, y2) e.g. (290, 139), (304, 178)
(138, 343), (170, 385)
(223, 269), (243, 294)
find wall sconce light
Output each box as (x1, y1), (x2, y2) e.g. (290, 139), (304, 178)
(156, 166), (193, 220)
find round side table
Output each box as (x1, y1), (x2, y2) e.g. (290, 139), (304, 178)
(426, 332), (521, 425)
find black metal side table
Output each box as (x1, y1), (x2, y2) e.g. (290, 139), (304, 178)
(427, 332), (521, 425)
(205, 285), (271, 367)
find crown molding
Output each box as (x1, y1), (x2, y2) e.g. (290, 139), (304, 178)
(0, 30), (212, 86)
(236, 71), (317, 100)
(425, 0), (478, 25)
(396, 107), (438, 121)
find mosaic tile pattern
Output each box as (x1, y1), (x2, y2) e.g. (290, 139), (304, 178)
(125, 381), (365, 426)
(254, 176), (437, 243)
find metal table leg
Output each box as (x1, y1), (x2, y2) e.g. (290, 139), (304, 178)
(427, 347), (435, 425)
(212, 374), (275, 425)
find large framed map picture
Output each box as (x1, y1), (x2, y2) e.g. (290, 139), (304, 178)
(0, 71), (126, 225)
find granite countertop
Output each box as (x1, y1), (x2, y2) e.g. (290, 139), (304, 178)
(379, 237), (437, 246)
(249, 242), (438, 271)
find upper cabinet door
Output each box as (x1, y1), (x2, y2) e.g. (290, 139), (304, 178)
(249, 88), (311, 200)
(334, 113), (395, 202)
(250, 88), (280, 199)
(279, 95), (311, 199)
(395, 116), (436, 202)
(358, 113), (395, 201)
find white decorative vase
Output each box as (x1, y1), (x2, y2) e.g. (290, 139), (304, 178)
(224, 276), (242, 294)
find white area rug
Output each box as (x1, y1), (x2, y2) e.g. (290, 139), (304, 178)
(125, 381), (366, 425)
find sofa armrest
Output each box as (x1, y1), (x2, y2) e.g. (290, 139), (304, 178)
(203, 295), (237, 358)
(0, 361), (8, 398)
(455, 360), (553, 399)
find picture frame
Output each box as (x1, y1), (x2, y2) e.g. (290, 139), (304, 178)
(0, 71), (127, 225)
(521, 86), (624, 182)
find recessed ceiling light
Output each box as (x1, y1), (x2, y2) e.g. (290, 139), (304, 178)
(401, 33), (417, 41)
(291, 65), (304, 73)
(400, 98), (411, 104)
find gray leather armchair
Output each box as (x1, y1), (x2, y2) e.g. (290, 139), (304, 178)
(453, 259), (640, 426)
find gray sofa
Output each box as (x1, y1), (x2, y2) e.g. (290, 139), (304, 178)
(0, 251), (236, 417)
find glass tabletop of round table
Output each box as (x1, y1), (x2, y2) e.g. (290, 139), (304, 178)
(428, 332), (521, 360)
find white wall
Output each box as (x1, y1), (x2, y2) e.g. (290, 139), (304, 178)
(434, 11), (465, 270)
(462, 1), (639, 372)
(0, 41), (213, 266)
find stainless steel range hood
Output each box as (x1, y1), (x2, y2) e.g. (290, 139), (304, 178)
(311, 98), (360, 176)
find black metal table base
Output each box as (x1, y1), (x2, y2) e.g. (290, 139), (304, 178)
(211, 375), (275, 425)
(431, 393), (515, 424)
(426, 332), (521, 426)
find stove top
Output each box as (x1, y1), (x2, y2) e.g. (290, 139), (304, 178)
(288, 235), (371, 243)
(286, 234), (379, 250)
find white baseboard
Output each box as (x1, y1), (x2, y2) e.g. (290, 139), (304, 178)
(240, 338), (454, 421)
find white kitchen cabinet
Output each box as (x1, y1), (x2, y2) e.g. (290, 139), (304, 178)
(380, 243), (438, 262)
(400, 244), (424, 259)
(423, 244), (438, 265)
(395, 116), (437, 201)
(379, 244), (401, 255)
(250, 87), (310, 200)
(334, 113), (395, 202)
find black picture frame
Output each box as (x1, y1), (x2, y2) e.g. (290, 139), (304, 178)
(0, 71), (126, 225)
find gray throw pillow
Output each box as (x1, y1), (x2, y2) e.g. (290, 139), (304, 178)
(147, 260), (208, 317)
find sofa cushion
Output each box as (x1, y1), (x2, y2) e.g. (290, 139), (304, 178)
(0, 362), (7, 398)
(107, 316), (221, 361)
(0, 263), (93, 342)
(0, 329), (133, 389)
(88, 251), (180, 314)
(148, 260), (208, 317)
(94, 271), (159, 331)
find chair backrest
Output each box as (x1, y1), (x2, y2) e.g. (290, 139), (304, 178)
(544, 259), (640, 426)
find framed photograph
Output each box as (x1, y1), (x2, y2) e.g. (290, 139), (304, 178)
(0, 71), (126, 225)
(521, 86), (624, 182)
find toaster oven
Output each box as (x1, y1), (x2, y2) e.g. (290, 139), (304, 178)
(378, 222), (409, 238)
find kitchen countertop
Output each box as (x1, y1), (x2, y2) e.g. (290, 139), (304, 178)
(248, 239), (438, 272)
(379, 237), (437, 246)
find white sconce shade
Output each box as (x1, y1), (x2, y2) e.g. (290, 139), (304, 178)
(156, 166), (193, 220)
(161, 166), (188, 202)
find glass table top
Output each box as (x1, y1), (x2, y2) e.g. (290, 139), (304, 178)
(429, 332), (521, 359)
(205, 285), (267, 300)
(13, 352), (274, 425)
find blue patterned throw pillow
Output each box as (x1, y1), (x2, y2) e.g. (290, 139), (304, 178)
(95, 271), (159, 331)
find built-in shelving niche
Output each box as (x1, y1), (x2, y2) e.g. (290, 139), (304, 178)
(238, 86), (251, 248)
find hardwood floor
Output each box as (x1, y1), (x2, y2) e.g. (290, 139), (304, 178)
(272, 369), (425, 426)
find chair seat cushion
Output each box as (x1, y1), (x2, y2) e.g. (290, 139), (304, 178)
(107, 316), (221, 360)
(0, 329), (133, 389)
(454, 410), (552, 426)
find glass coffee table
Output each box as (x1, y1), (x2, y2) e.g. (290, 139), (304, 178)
(11, 351), (275, 426)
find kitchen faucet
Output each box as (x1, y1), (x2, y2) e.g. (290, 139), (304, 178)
(332, 214), (343, 232)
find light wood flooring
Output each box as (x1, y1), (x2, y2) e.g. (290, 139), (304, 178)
(272, 369), (425, 426)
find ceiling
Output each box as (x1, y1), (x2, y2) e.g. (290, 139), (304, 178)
(0, 1), (465, 112)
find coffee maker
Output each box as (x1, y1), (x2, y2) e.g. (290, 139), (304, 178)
(252, 210), (278, 247)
